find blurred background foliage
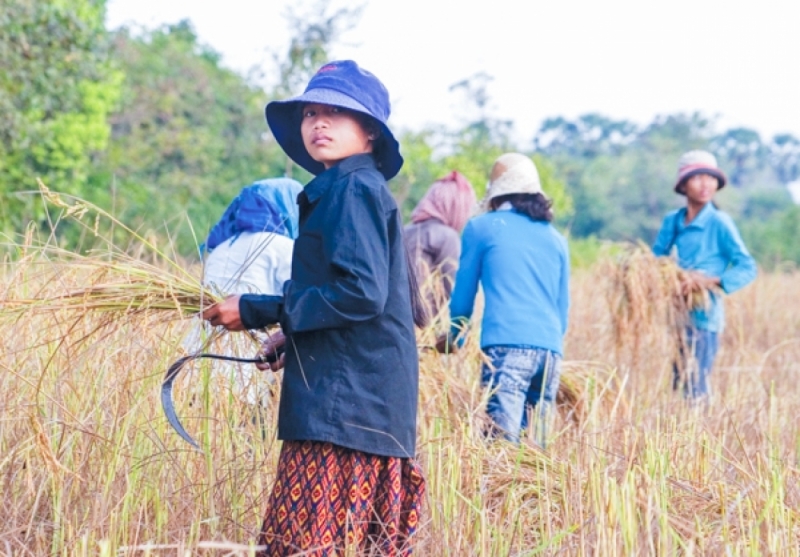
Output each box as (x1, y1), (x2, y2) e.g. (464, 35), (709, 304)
(2, 0), (798, 266)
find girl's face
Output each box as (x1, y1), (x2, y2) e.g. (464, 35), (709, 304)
(301, 103), (374, 169)
(683, 173), (719, 206)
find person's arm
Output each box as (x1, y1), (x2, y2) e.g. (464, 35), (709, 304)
(652, 213), (677, 257)
(434, 228), (461, 300)
(718, 218), (757, 294)
(448, 221), (482, 340)
(279, 179), (391, 334)
(201, 236), (288, 331)
(559, 237), (571, 337)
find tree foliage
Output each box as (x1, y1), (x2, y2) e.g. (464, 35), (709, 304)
(270, 0), (363, 99)
(395, 73), (572, 225)
(535, 112), (800, 266)
(3, 1), (798, 267)
(91, 21), (285, 251)
(0, 0), (120, 233)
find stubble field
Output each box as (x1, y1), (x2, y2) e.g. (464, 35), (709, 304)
(2, 241), (799, 555)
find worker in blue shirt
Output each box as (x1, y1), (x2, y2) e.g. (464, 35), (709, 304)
(653, 150), (757, 400)
(447, 153), (570, 447)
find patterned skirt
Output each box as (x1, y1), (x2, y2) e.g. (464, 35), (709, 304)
(258, 440), (426, 556)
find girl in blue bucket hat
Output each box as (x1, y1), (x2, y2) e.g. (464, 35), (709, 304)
(202, 60), (426, 555)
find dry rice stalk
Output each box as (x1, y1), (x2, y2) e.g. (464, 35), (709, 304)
(557, 360), (630, 427)
(601, 242), (716, 368)
(2, 183), (219, 319)
(4, 259), (219, 318)
(30, 415), (85, 482)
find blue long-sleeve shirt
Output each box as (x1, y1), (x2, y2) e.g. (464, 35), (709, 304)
(652, 203), (757, 332)
(449, 209), (570, 355)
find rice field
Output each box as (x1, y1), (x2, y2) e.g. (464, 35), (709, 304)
(2, 228), (800, 555)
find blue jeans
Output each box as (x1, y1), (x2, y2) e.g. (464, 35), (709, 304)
(673, 327), (719, 399)
(481, 346), (561, 446)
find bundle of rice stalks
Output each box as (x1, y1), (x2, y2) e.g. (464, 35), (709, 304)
(3, 257), (220, 319)
(2, 183), (221, 319)
(601, 242), (715, 364)
(557, 361), (629, 427)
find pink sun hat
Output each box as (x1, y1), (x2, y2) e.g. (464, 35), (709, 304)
(674, 150), (727, 194)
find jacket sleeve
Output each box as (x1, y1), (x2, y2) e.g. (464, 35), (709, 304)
(718, 217), (757, 294)
(280, 179), (390, 334)
(652, 213), (677, 257)
(559, 237), (571, 337)
(448, 220), (481, 338)
(239, 294), (283, 329)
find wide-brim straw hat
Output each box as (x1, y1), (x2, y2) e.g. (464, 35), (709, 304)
(265, 60), (403, 180)
(674, 150), (727, 193)
(481, 153), (543, 209)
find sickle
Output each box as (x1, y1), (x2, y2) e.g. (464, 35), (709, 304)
(161, 347), (285, 449)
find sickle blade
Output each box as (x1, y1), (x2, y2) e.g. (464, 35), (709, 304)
(161, 356), (201, 450)
(160, 351), (274, 450)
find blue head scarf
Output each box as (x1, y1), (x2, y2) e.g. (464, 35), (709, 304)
(205, 177), (303, 251)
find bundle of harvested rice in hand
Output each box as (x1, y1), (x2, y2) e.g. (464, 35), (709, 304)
(602, 242), (716, 364)
(3, 183), (222, 319)
(4, 257), (220, 318)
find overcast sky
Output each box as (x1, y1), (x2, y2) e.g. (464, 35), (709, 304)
(106, 0), (800, 149)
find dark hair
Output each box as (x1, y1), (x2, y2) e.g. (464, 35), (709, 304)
(490, 193), (553, 222)
(353, 112), (385, 170)
(353, 115), (428, 326)
(353, 112), (381, 138)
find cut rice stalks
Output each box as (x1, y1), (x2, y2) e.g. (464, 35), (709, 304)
(601, 242), (718, 369)
(2, 183), (221, 319)
(3, 256), (220, 318)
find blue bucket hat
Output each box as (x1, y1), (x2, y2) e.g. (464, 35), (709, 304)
(265, 60), (403, 180)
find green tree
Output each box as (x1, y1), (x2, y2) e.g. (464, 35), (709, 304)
(91, 21), (285, 252)
(769, 133), (800, 185)
(397, 74), (572, 224)
(392, 129), (450, 217)
(269, 0), (363, 99)
(741, 204), (800, 268)
(541, 112), (715, 241)
(0, 0), (121, 234)
(709, 127), (765, 187)
(535, 113), (638, 158)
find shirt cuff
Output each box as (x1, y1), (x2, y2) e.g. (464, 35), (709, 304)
(450, 317), (470, 348)
(239, 294), (283, 329)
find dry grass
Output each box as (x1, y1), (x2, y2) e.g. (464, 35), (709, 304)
(2, 212), (800, 554)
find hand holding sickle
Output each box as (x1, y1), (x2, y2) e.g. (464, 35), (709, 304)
(161, 295), (285, 449)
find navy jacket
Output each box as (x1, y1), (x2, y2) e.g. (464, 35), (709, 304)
(239, 154), (419, 457)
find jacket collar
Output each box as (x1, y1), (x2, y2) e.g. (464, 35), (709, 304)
(302, 154), (378, 204)
(683, 202), (716, 229)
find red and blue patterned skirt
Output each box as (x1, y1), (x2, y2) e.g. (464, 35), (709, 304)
(258, 440), (426, 556)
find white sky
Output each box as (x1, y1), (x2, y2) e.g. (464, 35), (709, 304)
(106, 0), (800, 149)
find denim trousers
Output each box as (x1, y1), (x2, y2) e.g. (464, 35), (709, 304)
(481, 345), (562, 446)
(673, 327), (719, 399)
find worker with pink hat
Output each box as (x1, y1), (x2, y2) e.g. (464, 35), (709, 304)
(653, 149), (757, 401)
